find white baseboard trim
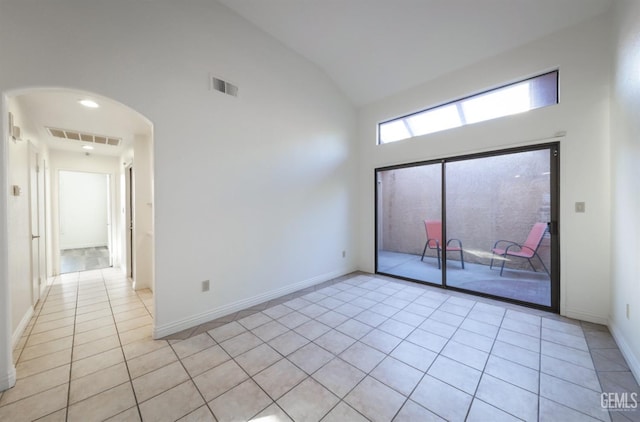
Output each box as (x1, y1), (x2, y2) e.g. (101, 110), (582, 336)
(608, 320), (640, 383)
(563, 308), (608, 325)
(153, 267), (356, 339)
(0, 366), (16, 392)
(12, 306), (34, 348)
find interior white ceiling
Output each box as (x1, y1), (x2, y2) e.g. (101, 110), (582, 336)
(10, 1), (611, 155)
(219, 0), (613, 105)
(13, 89), (151, 157)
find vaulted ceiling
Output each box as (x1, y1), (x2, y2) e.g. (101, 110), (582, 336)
(219, 0), (612, 105)
(11, 1), (612, 156)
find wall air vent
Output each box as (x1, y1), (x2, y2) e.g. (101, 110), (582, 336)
(47, 127), (121, 147)
(210, 75), (238, 97)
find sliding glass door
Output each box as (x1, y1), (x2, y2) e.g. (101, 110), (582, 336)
(376, 163), (442, 285)
(375, 144), (559, 311)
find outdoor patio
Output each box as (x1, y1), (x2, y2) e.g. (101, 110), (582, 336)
(378, 251), (551, 307)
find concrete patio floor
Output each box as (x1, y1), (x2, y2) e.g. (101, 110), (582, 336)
(377, 251), (551, 307)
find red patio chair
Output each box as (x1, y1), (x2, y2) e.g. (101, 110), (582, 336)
(420, 220), (465, 269)
(490, 222), (550, 276)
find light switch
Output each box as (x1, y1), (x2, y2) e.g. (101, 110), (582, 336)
(575, 202), (585, 213)
(12, 185), (21, 196)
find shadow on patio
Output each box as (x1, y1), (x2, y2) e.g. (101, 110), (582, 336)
(378, 250), (550, 307)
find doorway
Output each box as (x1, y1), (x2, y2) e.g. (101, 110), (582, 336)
(375, 143), (559, 311)
(58, 170), (111, 273)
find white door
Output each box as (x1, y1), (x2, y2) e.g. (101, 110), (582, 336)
(29, 144), (42, 305)
(125, 165), (134, 278)
(106, 174), (113, 267)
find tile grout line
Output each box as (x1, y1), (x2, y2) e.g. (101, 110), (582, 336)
(220, 279), (475, 420)
(65, 271), (81, 422)
(13, 277), (59, 365)
(188, 276), (616, 420)
(375, 290), (449, 421)
(212, 318), (311, 419)
(313, 283), (440, 420)
(3, 273), (73, 420)
(100, 268), (145, 422)
(462, 302), (508, 421)
(395, 294), (468, 418)
(227, 319), (316, 422)
(537, 312), (543, 421)
(273, 284), (392, 420)
(57, 270), (151, 420)
(153, 274), (615, 420)
(585, 322), (617, 422)
(167, 331), (222, 421)
(199, 289), (377, 420)
(7, 271), (633, 422)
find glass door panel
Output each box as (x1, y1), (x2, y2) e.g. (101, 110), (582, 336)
(376, 164), (442, 285)
(445, 149), (552, 306)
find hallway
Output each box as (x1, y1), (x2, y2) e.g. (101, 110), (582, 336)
(1, 269), (153, 420)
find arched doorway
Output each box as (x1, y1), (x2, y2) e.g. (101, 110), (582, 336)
(1, 87), (154, 390)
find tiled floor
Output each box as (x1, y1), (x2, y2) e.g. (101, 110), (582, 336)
(60, 247), (110, 273)
(1, 270), (638, 421)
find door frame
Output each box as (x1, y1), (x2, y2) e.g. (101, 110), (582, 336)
(374, 142), (560, 313)
(28, 141), (43, 305)
(57, 170), (112, 273)
(124, 164), (134, 279)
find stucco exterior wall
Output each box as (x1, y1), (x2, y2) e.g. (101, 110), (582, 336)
(379, 148), (551, 270)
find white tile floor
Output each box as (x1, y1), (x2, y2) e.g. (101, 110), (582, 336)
(1, 269), (638, 421)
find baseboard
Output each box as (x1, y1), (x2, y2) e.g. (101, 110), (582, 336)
(608, 320), (640, 383)
(563, 308), (608, 325)
(12, 306), (34, 348)
(153, 267), (356, 339)
(0, 366), (16, 392)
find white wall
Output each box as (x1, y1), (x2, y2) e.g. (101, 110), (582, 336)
(1, 97), (53, 390)
(59, 171), (109, 250)
(6, 100), (32, 338)
(49, 151), (121, 274)
(0, 0), (357, 363)
(357, 13), (612, 324)
(610, 0), (640, 381)
(0, 102), (14, 391)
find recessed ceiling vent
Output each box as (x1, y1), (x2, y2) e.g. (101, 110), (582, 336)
(210, 75), (238, 97)
(47, 127), (121, 147)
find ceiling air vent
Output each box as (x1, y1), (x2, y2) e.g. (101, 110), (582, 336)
(47, 127), (121, 147)
(210, 75), (238, 97)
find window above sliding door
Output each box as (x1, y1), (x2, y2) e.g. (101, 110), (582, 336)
(378, 70), (558, 144)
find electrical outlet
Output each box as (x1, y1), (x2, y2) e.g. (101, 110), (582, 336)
(575, 202), (585, 213)
(202, 280), (210, 292)
(627, 303), (630, 319)
(342, 250), (346, 258)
